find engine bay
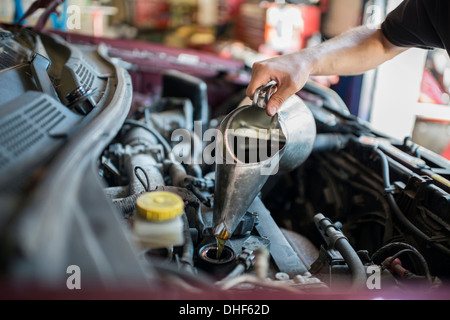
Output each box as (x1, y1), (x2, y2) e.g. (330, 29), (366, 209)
(1, 23), (450, 299)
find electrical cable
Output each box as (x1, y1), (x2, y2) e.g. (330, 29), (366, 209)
(381, 248), (419, 269)
(372, 148), (450, 257)
(134, 166), (150, 192)
(381, 249), (433, 287)
(371, 241), (432, 283)
(318, 154), (393, 242)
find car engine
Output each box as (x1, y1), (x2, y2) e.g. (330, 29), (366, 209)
(1, 22), (450, 299)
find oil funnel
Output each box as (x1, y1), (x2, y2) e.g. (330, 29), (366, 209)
(213, 82), (316, 240)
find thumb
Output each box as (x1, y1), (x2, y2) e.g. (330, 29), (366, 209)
(265, 88), (291, 116)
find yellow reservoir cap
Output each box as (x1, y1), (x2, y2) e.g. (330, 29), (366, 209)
(136, 191), (184, 221)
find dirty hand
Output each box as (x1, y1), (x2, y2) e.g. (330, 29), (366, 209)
(246, 52), (313, 116)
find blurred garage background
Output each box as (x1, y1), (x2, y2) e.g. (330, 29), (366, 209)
(1, 0), (449, 159)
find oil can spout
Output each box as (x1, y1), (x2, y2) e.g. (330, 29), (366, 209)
(212, 108), (283, 239)
(212, 92), (316, 240)
(213, 222), (229, 239)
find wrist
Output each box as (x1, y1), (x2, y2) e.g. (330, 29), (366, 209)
(300, 47), (322, 76)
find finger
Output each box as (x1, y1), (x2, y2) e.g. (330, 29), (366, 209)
(265, 86), (292, 116)
(246, 78), (272, 100)
(246, 64), (271, 100)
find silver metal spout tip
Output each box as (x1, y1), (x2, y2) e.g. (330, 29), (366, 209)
(213, 222), (229, 240)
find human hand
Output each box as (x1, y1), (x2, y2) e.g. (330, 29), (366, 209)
(246, 52), (313, 116)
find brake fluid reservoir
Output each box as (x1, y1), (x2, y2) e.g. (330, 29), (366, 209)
(133, 191), (185, 249)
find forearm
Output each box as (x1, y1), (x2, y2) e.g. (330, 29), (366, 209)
(307, 26), (407, 76)
(247, 25), (407, 116)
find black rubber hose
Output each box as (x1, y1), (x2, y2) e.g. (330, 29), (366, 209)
(373, 147), (427, 242)
(303, 80), (352, 118)
(372, 148), (450, 257)
(318, 154), (393, 243)
(312, 133), (351, 153)
(372, 242), (424, 263)
(334, 238), (367, 289)
(314, 213), (367, 289)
